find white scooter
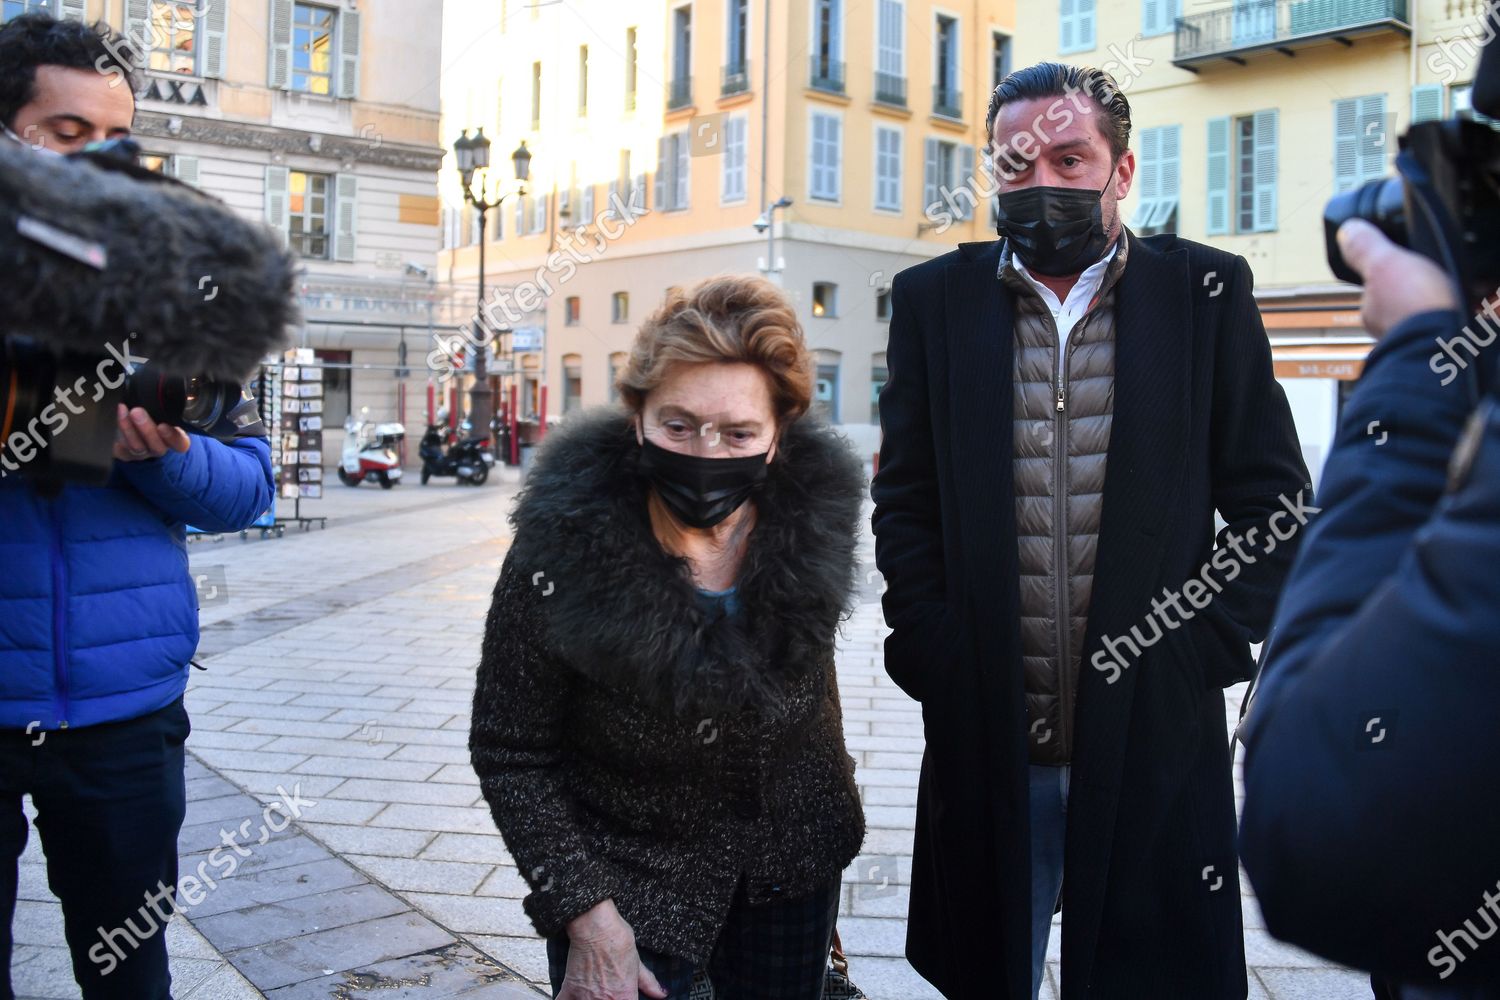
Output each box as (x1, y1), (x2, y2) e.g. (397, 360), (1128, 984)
(338, 411), (405, 489)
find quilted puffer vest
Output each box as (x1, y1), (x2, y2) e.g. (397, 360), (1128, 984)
(1006, 238), (1129, 765)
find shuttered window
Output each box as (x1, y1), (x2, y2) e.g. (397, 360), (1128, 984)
(1333, 94), (1387, 193)
(1133, 124), (1180, 234)
(875, 126), (902, 212)
(1059, 0), (1095, 54)
(810, 111), (842, 202)
(722, 116), (748, 204)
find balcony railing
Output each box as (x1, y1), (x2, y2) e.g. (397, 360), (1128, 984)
(932, 85), (963, 120)
(874, 71), (907, 106)
(1174, 0), (1410, 67)
(810, 56), (845, 94)
(667, 76), (692, 110)
(722, 60), (750, 96)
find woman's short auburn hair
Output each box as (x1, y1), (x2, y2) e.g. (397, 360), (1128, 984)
(616, 275), (815, 424)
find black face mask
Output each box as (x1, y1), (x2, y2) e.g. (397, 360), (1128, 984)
(638, 438), (770, 529)
(995, 179), (1114, 277)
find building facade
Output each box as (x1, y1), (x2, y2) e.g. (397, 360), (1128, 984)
(6, 0), (448, 456)
(438, 0), (1017, 455)
(1012, 0), (1497, 485)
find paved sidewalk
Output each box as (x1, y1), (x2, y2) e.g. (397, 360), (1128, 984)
(14, 472), (1373, 998)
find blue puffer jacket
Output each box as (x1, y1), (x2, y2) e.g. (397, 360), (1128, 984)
(0, 435), (273, 731)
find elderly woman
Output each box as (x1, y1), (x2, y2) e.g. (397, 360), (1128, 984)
(470, 275), (867, 1000)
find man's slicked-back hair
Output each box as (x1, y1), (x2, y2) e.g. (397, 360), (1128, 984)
(0, 13), (138, 129)
(985, 62), (1132, 161)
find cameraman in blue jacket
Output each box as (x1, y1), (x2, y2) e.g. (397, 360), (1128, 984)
(1240, 217), (1500, 998)
(0, 14), (275, 1000)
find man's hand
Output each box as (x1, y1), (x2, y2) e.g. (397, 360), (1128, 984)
(559, 899), (668, 1000)
(1337, 218), (1459, 339)
(113, 404), (191, 463)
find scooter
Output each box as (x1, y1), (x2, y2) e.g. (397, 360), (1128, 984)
(338, 413), (405, 489)
(418, 412), (494, 485)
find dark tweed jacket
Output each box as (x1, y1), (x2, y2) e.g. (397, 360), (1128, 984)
(469, 407), (867, 964)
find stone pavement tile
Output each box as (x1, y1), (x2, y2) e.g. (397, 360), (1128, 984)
(420, 832), (513, 865)
(1243, 928), (1337, 968)
(388, 743), (472, 765)
(298, 821), (436, 858)
(429, 762), (482, 784)
(258, 735), (403, 759)
(186, 773), (244, 800)
(346, 854), (494, 894)
(841, 955), (945, 999)
(400, 892), (536, 937)
(475, 866), (530, 899)
(288, 692), (412, 712)
(227, 911), (456, 991)
(15, 859), (50, 902)
(863, 804), (917, 829)
(372, 803), (496, 835)
(192, 746), (312, 779)
(11, 900), (65, 947)
(11, 943), (81, 999)
(210, 770), (347, 799)
(1248, 970), (1274, 999)
(292, 754), (442, 781)
(180, 857), (368, 919)
(1257, 966), (1372, 999)
(834, 915), (910, 959)
(323, 708), (457, 730)
(465, 935), (550, 985)
(259, 942), (542, 999)
(178, 961), (267, 1000)
(862, 784), (918, 807)
(333, 777), (480, 807)
(181, 833), (332, 881)
(228, 717), (362, 740)
(189, 731), (279, 752)
(190, 687), (301, 706)
(202, 702), (335, 723)
(262, 797), (386, 826)
(190, 883), (409, 952)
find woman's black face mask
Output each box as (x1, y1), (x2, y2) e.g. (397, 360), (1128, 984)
(638, 438), (770, 529)
(994, 175), (1115, 277)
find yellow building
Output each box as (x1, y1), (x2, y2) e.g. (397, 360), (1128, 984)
(1012, 0), (1496, 481)
(438, 0), (1015, 451)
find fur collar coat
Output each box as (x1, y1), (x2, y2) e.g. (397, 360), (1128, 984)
(470, 406), (868, 963)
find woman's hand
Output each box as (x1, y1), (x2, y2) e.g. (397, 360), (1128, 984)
(558, 899), (668, 1000)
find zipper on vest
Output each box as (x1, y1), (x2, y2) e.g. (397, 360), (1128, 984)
(48, 500), (70, 729)
(1054, 338), (1072, 757)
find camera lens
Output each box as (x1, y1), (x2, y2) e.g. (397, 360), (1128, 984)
(1323, 176), (1407, 285)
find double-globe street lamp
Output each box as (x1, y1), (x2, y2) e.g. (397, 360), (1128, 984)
(452, 127), (531, 437)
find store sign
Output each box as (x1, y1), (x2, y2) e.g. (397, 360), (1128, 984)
(140, 78), (209, 106)
(510, 326), (544, 351)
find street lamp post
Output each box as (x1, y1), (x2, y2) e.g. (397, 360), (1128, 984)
(453, 128), (530, 436)
(755, 196), (793, 283)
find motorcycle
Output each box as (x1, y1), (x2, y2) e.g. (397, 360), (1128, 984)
(419, 412), (494, 485)
(338, 412), (405, 489)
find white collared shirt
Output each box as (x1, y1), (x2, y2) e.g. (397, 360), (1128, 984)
(1010, 243), (1119, 380)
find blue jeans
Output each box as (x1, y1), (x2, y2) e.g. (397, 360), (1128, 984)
(1029, 763), (1070, 1000)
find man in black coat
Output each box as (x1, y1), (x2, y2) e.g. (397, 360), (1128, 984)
(872, 62), (1310, 999)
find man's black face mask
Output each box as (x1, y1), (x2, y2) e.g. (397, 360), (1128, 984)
(995, 175), (1114, 277)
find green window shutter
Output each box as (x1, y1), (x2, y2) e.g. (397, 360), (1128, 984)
(334, 174), (358, 262)
(59, 0), (85, 20)
(655, 136), (669, 208)
(1333, 98), (1359, 193)
(1411, 83), (1444, 123)
(923, 137), (939, 213)
(123, 0), (149, 49)
(1060, 0), (1076, 52)
(172, 155), (200, 187)
(956, 145), (974, 219)
(338, 11), (362, 99)
(1205, 116), (1230, 235)
(1138, 125), (1162, 208)
(264, 166), (290, 247)
(1078, 0), (1096, 49)
(674, 133), (689, 207)
(269, 0), (294, 90)
(1252, 108), (1278, 233)
(201, 0), (229, 78)
(1358, 93), (1387, 184)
